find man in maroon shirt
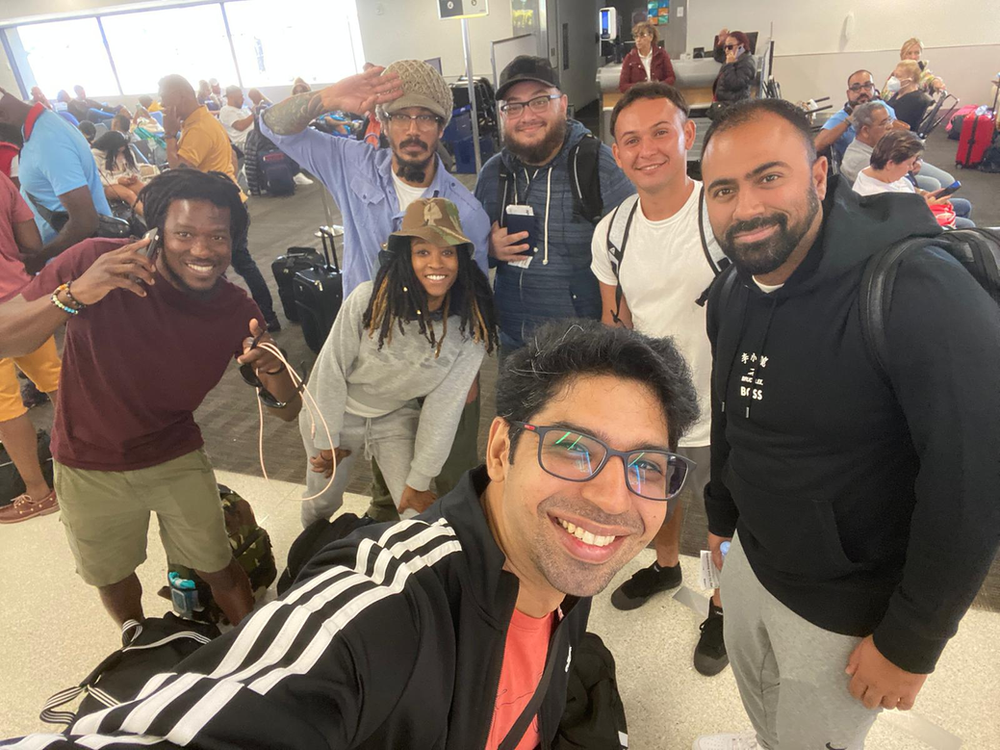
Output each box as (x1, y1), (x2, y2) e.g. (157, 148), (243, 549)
(0, 169), (300, 626)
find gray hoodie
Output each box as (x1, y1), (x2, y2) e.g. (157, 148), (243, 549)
(308, 281), (487, 491)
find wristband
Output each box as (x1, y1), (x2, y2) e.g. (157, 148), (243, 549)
(64, 281), (87, 309)
(51, 286), (81, 316)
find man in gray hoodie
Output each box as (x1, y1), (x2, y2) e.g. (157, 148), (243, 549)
(475, 57), (634, 354)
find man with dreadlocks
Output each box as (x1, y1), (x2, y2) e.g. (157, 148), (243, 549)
(299, 197), (497, 526)
(0, 169), (299, 627)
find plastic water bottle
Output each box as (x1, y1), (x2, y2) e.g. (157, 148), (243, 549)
(168, 572), (200, 619)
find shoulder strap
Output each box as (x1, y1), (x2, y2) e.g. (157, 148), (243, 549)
(858, 236), (941, 383)
(605, 195), (640, 325)
(25, 192), (57, 224)
(705, 264), (740, 346)
(694, 186), (731, 307)
(497, 623), (565, 750)
(569, 134), (604, 225)
(496, 159), (514, 228)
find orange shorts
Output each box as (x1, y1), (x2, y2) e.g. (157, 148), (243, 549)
(0, 336), (61, 422)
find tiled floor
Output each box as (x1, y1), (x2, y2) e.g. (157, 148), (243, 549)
(2, 469), (998, 748)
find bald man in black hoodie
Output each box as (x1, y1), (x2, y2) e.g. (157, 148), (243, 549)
(692, 99), (1000, 750)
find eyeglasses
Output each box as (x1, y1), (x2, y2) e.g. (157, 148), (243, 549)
(511, 421), (693, 501)
(724, 44), (739, 51)
(387, 113), (443, 130)
(499, 93), (561, 118)
(848, 82), (875, 93)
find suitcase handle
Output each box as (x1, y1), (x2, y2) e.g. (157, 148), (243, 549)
(314, 226), (343, 273)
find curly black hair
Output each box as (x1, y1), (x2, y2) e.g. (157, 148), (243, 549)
(362, 236), (498, 357)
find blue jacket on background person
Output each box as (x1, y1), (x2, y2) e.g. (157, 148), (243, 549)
(475, 119), (634, 352)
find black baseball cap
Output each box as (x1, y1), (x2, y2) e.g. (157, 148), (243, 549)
(497, 56), (561, 100)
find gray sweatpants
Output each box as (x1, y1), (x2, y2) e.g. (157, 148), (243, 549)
(722, 533), (881, 749)
(299, 405), (421, 528)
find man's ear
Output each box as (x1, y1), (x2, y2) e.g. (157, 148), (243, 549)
(813, 154), (830, 201)
(485, 417), (513, 484)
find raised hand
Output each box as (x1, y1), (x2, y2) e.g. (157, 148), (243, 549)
(71, 238), (156, 305)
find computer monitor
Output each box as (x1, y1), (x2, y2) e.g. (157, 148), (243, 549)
(424, 57), (443, 75)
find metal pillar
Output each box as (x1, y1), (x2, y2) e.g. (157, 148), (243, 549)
(461, 18), (483, 173)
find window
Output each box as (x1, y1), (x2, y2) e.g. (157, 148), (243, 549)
(225, 0), (364, 88)
(12, 18), (119, 98)
(101, 5), (239, 95)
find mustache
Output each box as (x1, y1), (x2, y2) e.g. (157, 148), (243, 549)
(400, 137), (429, 150)
(725, 214), (787, 244)
(538, 494), (644, 535)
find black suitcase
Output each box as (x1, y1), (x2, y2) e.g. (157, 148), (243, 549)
(261, 152), (295, 196)
(272, 246), (323, 322)
(293, 227), (343, 353)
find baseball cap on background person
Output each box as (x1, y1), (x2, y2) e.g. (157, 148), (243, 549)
(385, 197), (473, 255)
(496, 55), (561, 100)
(377, 60), (454, 127)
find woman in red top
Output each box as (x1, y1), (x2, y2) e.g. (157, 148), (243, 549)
(618, 21), (676, 93)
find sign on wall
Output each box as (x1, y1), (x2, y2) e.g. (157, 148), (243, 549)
(438, 0), (489, 19)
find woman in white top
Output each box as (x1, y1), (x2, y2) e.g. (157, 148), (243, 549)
(852, 130), (973, 228)
(91, 131), (147, 210)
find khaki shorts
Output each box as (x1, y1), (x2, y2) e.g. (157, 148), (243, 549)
(676, 445), (711, 509)
(56, 449), (232, 587)
(0, 336), (61, 422)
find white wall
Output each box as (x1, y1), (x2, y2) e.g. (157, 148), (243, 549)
(687, 0), (1000, 109)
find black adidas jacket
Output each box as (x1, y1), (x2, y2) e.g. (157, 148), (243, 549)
(15, 468), (590, 749)
(705, 179), (1000, 674)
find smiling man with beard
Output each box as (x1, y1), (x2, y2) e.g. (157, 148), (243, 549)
(261, 61), (491, 521)
(5, 320), (699, 750)
(694, 98), (1000, 750)
(475, 56), (634, 355)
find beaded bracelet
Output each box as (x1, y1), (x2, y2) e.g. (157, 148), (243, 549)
(50, 286), (81, 316)
(63, 281), (87, 309)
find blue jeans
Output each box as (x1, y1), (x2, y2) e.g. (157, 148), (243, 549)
(914, 161), (956, 192)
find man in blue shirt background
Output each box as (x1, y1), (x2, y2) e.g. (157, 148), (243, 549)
(0, 88), (111, 264)
(261, 60), (490, 521)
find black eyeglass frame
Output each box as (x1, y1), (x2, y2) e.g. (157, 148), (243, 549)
(499, 93), (562, 117)
(509, 421), (694, 502)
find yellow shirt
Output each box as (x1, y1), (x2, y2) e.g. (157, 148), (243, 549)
(147, 101), (163, 112)
(178, 105), (245, 200)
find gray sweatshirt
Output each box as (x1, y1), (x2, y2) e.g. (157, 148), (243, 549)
(309, 281), (487, 491)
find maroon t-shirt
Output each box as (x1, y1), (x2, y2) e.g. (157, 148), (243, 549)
(23, 238), (262, 471)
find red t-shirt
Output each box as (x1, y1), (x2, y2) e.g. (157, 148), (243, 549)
(0, 170), (38, 303)
(22, 238), (262, 471)
(485, 608), (556, 750)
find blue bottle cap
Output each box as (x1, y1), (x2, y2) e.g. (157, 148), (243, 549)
(720, 541), (731, 556)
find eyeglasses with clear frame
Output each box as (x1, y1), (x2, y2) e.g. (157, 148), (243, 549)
(387, 112), (443, 130)
(510, 421), (694, 501)
(499, 93), (562, 118)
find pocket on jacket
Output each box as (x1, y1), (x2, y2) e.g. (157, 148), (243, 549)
(349, 175), (386, 207)
(726, 463), (856, 578)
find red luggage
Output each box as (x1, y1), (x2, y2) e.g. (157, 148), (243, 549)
(956, 113), (996, 168)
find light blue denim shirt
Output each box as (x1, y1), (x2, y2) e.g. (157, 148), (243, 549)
(260, 119), (490, 297)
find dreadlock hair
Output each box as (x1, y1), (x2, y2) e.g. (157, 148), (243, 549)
(362, 236), (499, 357)
(137, 169), (249, 248)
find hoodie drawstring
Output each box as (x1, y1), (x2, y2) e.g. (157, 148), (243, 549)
(746, 297), (779, 418)
(542, 166), (552, 266)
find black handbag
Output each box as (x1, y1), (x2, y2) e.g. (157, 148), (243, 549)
(26, 192), (132, 239)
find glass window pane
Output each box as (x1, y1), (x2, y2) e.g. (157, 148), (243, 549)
(102, 6), (239, 95)
(15, 19), (119, 98)
(225, 0), (363, 89)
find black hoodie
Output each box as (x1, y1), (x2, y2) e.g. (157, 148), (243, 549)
(705, 178), (1000, 674)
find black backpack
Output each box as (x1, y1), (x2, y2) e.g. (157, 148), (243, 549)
(553, 633), (629, 749)
(277, 512), (378, 595)
(497, 133), (604, 228)
(40, 614), (219, 726)
(859, 228), (1000, 378)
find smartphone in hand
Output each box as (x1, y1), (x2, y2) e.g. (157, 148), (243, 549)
(933, 181), (961, 199)
(505, 205), (536, 256)
(143, 227), (160, 261)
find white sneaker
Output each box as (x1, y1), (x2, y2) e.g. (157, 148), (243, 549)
(692, 732), (759, 750)
(292, 173), (314, 185)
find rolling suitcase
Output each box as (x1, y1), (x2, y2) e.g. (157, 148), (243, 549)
(271, 246), (323, 322)
(956, 112), (996, 168)
(261, 152), (295, 196)
(293, 226), (344, 353)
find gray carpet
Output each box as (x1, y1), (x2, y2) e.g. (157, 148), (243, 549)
(23, 125), (1000, 611)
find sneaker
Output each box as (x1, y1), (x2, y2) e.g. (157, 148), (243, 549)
(292, 173), (314, 186)
(694, 601), (729, 675)
(0, 490), (58, 524)
(692, 731), (759, 750)
(20, 379), (49, 409)
(265, 317), (282, 333)
(610, 561), (682, 610)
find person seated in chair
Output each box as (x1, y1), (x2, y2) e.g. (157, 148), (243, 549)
(885, 60), (934, 132)
(90, 131), (147, 211)
(882, 37), (945, 97)
(852, 130), (974, 228)
(839, 101), (896, 183)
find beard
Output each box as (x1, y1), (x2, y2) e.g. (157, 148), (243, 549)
(505, 117), (568, 166)
(392, 135), (435, 182)
(718, 187), (821, 277)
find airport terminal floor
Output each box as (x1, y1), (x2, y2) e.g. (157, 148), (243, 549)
(4, 127), (1000, 746)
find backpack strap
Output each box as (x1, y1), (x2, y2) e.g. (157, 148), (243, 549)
(605, 195), (640, 325)
(694, 185), (731, 306)
(706, 264), (741, 347)
(496, 159), (514, 229)
(497, 620), (566, 750)
(569, 134), (604, 225)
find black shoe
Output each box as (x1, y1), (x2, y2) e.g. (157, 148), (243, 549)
(610, 562), (682, 610)
(20, 380), (49, 409)
(694, 601), (729, 676)
(265, 317), (282, 333)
